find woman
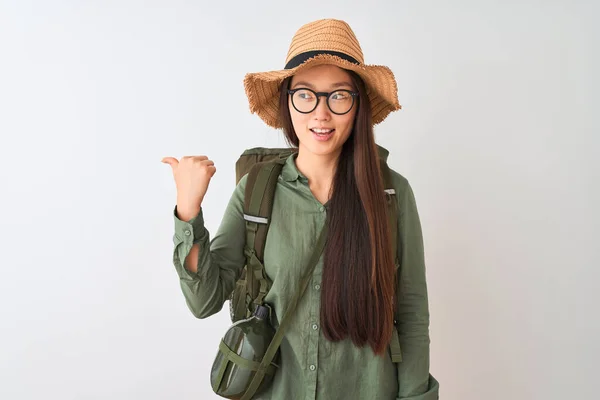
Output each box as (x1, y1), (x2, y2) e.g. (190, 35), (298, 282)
(162, 19), (439, 399)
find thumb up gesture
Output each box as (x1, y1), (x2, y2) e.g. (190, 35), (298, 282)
(161, 155), (216, 220)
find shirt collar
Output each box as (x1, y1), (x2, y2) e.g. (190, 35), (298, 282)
(279, 145), (390, 182)
(377, 145), (390, 162)
(281, 151), (307, 182)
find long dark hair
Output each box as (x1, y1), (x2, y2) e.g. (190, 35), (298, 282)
(278, 70), (396, 356)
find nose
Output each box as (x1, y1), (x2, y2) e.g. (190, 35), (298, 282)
(313, 95), (331, 121)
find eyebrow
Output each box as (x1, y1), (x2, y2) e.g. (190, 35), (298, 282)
(291, 80), (354, 90)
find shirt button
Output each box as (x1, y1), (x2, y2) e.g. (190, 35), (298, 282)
(319, 206), (325, 212)
(314, 284), (320, 290)
(309, 364), (316, 371)
(184, 230), (191, 236)
(312, 324), (318, 330)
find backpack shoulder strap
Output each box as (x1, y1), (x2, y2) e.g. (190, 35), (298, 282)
(244, 158), (285, 260)
(380, 160), (399, 267)
(239, 159), (285, 317)
(380, 159), (403, 363)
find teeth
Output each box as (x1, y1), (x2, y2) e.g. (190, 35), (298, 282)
(312, 128), (333, 134)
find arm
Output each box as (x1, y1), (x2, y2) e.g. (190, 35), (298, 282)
(395, 181), (440, 399)
(171, 174), (248, 319)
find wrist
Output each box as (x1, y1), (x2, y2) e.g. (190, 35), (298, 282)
(176, 201), (202, 222)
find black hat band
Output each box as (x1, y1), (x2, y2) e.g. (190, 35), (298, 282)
(284, 50), (360, 69)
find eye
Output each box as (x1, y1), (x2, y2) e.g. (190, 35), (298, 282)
(330, 91), (350, 101)
(296, 89), (314, 101)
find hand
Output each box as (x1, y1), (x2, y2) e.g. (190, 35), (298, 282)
(162, 155), (216, 219)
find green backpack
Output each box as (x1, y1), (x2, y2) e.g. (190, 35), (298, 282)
(227, 145), (403, 364)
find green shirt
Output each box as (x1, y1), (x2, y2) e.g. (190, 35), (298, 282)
(171, 150), (440, 399)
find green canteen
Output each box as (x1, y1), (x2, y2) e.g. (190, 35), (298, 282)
(210, 305), (279, 399)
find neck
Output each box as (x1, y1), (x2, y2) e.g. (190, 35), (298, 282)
(294, 145), (341, 189)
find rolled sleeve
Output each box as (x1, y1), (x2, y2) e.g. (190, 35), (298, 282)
(397, 374), (440, 399)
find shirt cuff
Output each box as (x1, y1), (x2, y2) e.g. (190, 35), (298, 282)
(173, 205), (208, 246)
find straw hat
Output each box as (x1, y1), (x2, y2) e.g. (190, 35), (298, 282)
(243, 19), (402, 129)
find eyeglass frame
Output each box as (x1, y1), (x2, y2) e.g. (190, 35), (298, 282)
(287, 88), (359, 115)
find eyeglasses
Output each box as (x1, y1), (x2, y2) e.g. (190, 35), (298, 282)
(287, 88), (359, 115)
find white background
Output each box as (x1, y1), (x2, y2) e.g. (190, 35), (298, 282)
(0, 1), (598, 399)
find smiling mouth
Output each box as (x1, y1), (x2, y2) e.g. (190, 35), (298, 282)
(310, 128), (335, 136)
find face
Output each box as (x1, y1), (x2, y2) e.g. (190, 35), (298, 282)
(288, 64), (357, 158)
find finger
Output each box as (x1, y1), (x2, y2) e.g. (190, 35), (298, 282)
(161, 157), (179, 167)
(200, 160), (215, 167)
(193, 156), (209, 161)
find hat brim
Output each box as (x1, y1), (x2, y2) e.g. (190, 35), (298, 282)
(243, 54), (401, 129)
